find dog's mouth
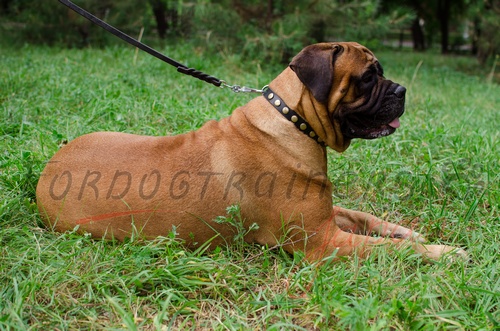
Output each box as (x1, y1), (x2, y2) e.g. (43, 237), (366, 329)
(343, 115), (402, 139)
(340, 83), (406, 140)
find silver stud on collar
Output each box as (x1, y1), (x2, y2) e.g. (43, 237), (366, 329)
(263, 87), (326, 147)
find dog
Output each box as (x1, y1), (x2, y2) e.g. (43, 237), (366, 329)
(36, 42), (466, 261)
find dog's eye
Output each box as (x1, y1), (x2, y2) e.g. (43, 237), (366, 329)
(362, 74), (374, 84)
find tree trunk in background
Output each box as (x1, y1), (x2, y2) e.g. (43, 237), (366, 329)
(266, 0), (274, 31)
(411, 18), (425, 51)
(151, 0), (167, 39)
(1, 0), (12, 13)
(471, 17), (480, 56)
(437, 0), (450, 54)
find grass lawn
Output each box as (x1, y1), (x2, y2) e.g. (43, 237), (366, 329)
(0, 43), (499, 330)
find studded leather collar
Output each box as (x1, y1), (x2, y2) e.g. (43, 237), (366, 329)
(263, 87), (325, 147)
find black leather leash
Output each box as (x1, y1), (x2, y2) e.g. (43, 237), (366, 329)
(59, 0), (263, 93)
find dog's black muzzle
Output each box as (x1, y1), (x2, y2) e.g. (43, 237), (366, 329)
(340, 81), (406, 139)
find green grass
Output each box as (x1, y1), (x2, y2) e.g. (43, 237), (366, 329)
(1, 43), (499, 330)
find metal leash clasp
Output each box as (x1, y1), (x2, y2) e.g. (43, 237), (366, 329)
(220, 81), (266, 94)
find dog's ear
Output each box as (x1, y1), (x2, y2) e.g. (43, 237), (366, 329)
(289, 44), (344, 105)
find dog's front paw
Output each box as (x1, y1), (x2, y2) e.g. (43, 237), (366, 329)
(391, 228), (426, 243)
(415, 244), (468, 262)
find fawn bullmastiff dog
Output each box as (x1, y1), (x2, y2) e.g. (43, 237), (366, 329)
(36, 42), (466, 261)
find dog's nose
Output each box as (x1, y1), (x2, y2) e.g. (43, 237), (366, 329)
(394, 85), (406, 98)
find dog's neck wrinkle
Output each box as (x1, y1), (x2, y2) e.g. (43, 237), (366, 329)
(269, 68), (350, 153)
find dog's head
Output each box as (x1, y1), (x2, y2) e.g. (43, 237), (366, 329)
(289, 42), (405, 149)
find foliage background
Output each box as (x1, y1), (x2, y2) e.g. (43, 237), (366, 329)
(1, 0), (499, 64)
